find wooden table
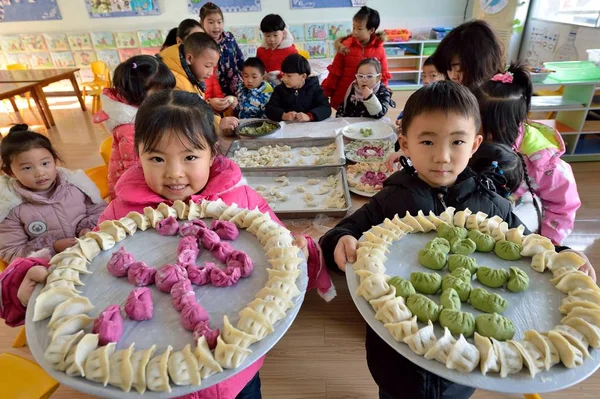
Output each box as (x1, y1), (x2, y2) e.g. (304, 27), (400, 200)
(0, 82), (51, 129)
(0, 68), (86, 126)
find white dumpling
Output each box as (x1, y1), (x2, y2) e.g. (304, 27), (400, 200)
(474, 333), (499, 376)
(363, 231), (391, 246)
(146, 346), (172, 392)
(479, 215), (503, 235)
(356, 272), (390, 301)
(391, 214), (414, 233)
(524, 330), (560, 371)
(143, 206), (164, 228)
(401, 211), (424, 233)
(565, 288), (600, 306)
(247, 298), (286, 325)
(84, 342), (116, 386)
(263, 232), (294, 252)
(194, 337), (223, 379)
(41, 279), (82, 295)
(229, 208), (250, 227)
(439, 207), (456, 225)
(45, 330), (84, 371)
(126, 211), (150, 231)
(466, 211), (487, 231)
(352, 257), (387, 274)
(266, 246), (301, 260)
(99, 220), (127, 242)
(425, 327), (457, 364)
(370, 224), (403, 242)
(562, 307), (600, 328)
(552, 325), (590, 357)
(241, 207), (264, 228)
(256, 221), (283, 243)
(255, 287), (294, 311)
(108, 343), (135, 392)
(558, 299), (600, 314)
(547, 331), (583, 368)
(115, 217), (138, 235)
(556, 273), (600, 295)
(85, 231), (116, 250)
(237, 307), (274, 339)
(50, 256), (92, 274)
(369, 287), (397, 312)
(491, 221), (509, 242)
(187, 200), (202, 220)
(427, 211), (444, 227)
(247, 215), (271, 235)
(550, 267), (585, 285)
(446, 334), (480, 373)
(266, 268), (301, 282)
(530, 249), (555, 273)
(564, 317), (600, 349)
(492, 338), (523, 378)
(168, 344), (201, 386)
(546, 251), (587, 272)
(416, 210), (436, 232)
(205, 198), (229, 219)
(403, 320), (437, 356)
(264, 276), (300, 298)
(452, 208), (472, 229)
(520, 236), (554, 257)
(219, 203), (242, 221)
(76, 237), (102, 261)
(374, 296), (412, 324)
(383, 217), (407, 237)
(50, 249), (86, 265)
(505, 225), (525, 245)
(511, 340), (544, 379)
(157, 202), (178, 219)
(46, 268), (84, 286)
(385, 315), (418, 342)
(130, 345), (156, 394)
(356, 245), (388, 263)
(65, 333), (99, 377)
(267, 257), (303, 272)
(48, 296), (94, 330)
(172, 199), (188, 219)
(223, 315), (259, 348)
(49, 314), (94, 341)
(214, 336), (252, 369)
(33, 287), (79, 321)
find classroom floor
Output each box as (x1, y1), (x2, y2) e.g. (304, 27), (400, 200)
(1, 95), (599, 399)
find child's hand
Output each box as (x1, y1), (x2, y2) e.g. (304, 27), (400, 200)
(385, 151), (402, 172)
(295, 112), (311, 122)
(361, 86), (373, 99)
(79, 228), (91, 237)
(562, 249), (597, 282)
(334, 235), (358, 271)
(292, 235), (309, 259)
(17, 266), (49, 306)
(282, 112), (297, 121)
(53, 238), (77, 253)
(220, 116), (239, 136)
(226, 96), (238, 109)
(209, 98), (230, 112)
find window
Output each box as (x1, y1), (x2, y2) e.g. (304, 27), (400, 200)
(532, 0), (600, 27)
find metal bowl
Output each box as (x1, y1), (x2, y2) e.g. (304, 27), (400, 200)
(235, 119), (281, 138)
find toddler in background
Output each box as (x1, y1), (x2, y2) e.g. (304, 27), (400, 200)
(257, 14), (298, 86)
(236, 57), (273, 119)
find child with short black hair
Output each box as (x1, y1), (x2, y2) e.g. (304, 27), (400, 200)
(257, 13), (298, 86)
(236, 57), (273, 119)
(265, 53), (331, 122)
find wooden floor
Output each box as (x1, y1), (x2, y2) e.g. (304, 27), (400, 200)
(1, 97), (599, 399)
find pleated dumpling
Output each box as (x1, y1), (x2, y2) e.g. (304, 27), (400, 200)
(263, 232), (294, 252)
(33, 287), (79, 321)
(478, 215), (503, 235)
(84, 342), (116, 386)
(491, 338), (523, 378)
(382, 217), (407, 237)
(146, 346), (172, 392)
(562, 307), (600, 328)
(41, 279), (81, 295)
(172, 199), (188, 219)
(222, 315), (259, 348)
(552, 325), (590, 358)
(219, 202), (242, 221)
(108, 343), (135, 392)
(524, 330), (560, 371)
(267, 257), (303, 272)
(47, 267), (84, 286)
(403, 320), (437, 355)
(547, 331), (584, 368)
(446, 334), (480, 373)
(237, 307), (274, 339)
(491, 221), (509, 242)
(49, 314), (94, 341)
(466, 211), (487, 231)
(352, 256), (387, 274)
(415, 210), (436, 232)
(427, 211), (444, 227)
(214, 336), (252, 369)
(247, 298), (286, 325)
(356, 272), (390, 301)
(520, 235), (554, 257)
(255, 287), (294, 311)
(453, 208), (472, 229)
(115, 217), (138, 235)
(424, 327), (457, 364)
(130, 345), (156, 394)
(45, 330), (84, 371)
(157, 202), (178, 219)
(264, 276), (300, 298)
(401, 211), (424, 233)
(474, 333), (499, 376)
(511, 340), (545, 378)
(505, 225), (525, 245)
(205, 198), (229, 219)
(385, 315), (418, 342)
(439, 207), (456, 225)
(50, 256), (92, 274)
(99, 220), (127, 242)
(555, 273), (600, 294)
(167, 344), (201, 386)
(546, 251), (587, 272)
(194, 337), (223, 379)
(76, 237), (102, 261)
(144, 206), (164, 228)
(391, 214), (414, 233)
(126, 211), (150, 231)
(369, 287), (397, 312)
(187, 200), (202, 220)
(530, 249), (555, 273)
(85, 231), (116, 250)
(559, 290), (600, 314)
(374, 296), (412, 324)
(64, 333), (99, 377)
(563, 317), (600, 349)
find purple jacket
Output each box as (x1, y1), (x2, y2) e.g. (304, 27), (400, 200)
(0, 167), (106, 263)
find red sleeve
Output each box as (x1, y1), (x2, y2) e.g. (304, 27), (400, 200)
(321, 53), (345, 97)
(205, 73), (224, 100)
(377, 49), (391, 86)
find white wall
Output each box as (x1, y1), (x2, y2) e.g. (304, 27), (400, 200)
(0, 0), (469, 34)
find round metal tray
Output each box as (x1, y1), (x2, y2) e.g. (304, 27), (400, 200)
(235, 119), (281, 138)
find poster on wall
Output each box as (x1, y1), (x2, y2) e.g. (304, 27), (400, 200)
(5, 53), (30, 67)
(73, 50), (97, 66)
(118, 48), (141, 62)
(91, 32), (117, 50)
(115, 32), (140, 48)
(0, 35), (24, 52)
(289, 25), (305, 42)
(43, 33), (70, 51)
(304, 23), (327, 41)
(137, 30), (164, 48)
(229, 26), (258, 44)
(29, 53), (54, 68)
(68, 33), (93, 51)
(85, 0), (160, 18)
(328, 22), (351, 40)
(50, 51), (76, 68)
(238, 44), (257, 59)
(306, 41), (327, 58)
(187, 0), (261, 14)
(21, 34), (48, 52)
(0, 0), (61, 22)
(290, 0), (356, 9)
(141, 47), (161, 55)
(96, 49), (120, 66)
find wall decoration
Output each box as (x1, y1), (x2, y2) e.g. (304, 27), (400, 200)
(67, 33), (93, 51)
(187, 0), (261, 14)
(238, 44), (257, 59)
(288, 25), (305, 42)
(85, 0), (160, 18)
(290, 0), (354, 9)
(304, 23), (327, 41)
(328, 22), (351, 40)
(327, 41), (336, 57)
(50, 51), (76, 68)
(0, 35), (25, 52)
(96, 49), (121, 66)
(43, 33), (69, 51)
(137, 30), (164, 48)
(91, 32), (117, 50)
(0, 0), (61, 22)
(115, 31), (140, 49)
(229, 26), (258, 44)
(118, 48), (142, 62)
(28, 53), (54, 68)
(5, 53), (30, 67)
(73, 50), (97, 67)
(306, 41), (327, 58)
(141, 47), (161, 56)
(21, 34), (48, 52)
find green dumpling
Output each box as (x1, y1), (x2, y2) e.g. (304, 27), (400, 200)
(440, 288), (461, 311)
(448, 254), (478, 275)
(410, 271), (442, 295)
(467, 230), (496, 253)
(469, 287), (508, 313)
(388, 276), (416, 298)
(446, 226), (468, 242)
(418, 248), (447, 270)
(475, 313), (515, 341)
(437, 222), (453, 240)
(441, 274), (471, 301)
(506, 266), (529, 293)
(476, 266), (509, 288)
(406, 294), (441, 323)
(425, 237), (451, 255)
(439, 309), (475, 337)
(450, 238), (476, 256)
(450, 267), (471, 283)
(494, 240), (522, 261)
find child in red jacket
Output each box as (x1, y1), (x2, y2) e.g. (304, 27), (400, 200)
(322, 6), (391, 109)
(256, 14), (298, 86)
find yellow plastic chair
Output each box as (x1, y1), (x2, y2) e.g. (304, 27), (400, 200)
(0, 259), (7, 272)
(6, 64), (32, 108)
(81, 61), (112, 114)
(85, 165), (109, 199)
(100, 136), (113, 165)
(0, 353), (60, 398)
(298, 49), (310, 59)
(12, 327), (27, 348)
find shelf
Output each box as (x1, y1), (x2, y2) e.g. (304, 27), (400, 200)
(530, 96), (587, 111)
(574, 135), (600, 155)
(389, 81), (422, 91)
(582, 120), (600, 132)
(533, 119), (577, 134)
(384, 39), (441, 45)
(387, 56), (422, 60)
(389, 67), (419, 74)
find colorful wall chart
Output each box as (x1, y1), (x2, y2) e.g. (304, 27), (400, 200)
(290, 0), (355, 9)
(0, 0), (61, 22)
(187, 0), (261, 14)
(85, 0), (160, 18)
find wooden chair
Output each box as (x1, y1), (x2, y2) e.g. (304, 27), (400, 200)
(0, 353), (59, 398)
(298, 49), (310, 59)
(6, 64), (32, 109)
(81, 61), (111, 114)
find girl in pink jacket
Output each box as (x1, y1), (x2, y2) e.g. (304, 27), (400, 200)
(94, 55), (175, 199)
(475, 63), (581, 244)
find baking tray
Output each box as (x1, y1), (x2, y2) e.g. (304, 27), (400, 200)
(243, 166), (351, 218)
(225, 136), (345, 171)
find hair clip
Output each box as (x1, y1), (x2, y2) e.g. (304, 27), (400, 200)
(491, 160), (504, 175)
(491, 71), (513, 84)
(132, 62), (137, 69)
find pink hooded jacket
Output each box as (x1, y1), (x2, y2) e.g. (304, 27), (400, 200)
(0, 167), (106, 263)
(93, 88), (138, 200)
(513, 122), (581, 244)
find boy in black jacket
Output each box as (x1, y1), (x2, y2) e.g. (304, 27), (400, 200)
(265, 53), (332, 122)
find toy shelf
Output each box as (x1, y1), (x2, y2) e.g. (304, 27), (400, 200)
(384, 39), (440, 90)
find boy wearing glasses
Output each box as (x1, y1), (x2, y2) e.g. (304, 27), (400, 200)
(336, 58), (395, 118)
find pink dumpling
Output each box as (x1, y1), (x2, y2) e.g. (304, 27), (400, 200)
(210, 220), (239, 241)
(178, 249), (199, 265)
(179, 221), (205, 237)
(92, 305), (123, 345)
(107, 247), (135, 277)
(155, 264), (188, 293)
(211, 241), (234, 263)
(170, 279), (193, 297)
(156, 216), (179, 236)
(180, 302), (209, 331)
(226, 250), (254, 278)
(127, 261), (157, 286)
(193, 321), (220, 350)
(124, 287), (153, 321)
(172, 291), (196, 312)
(177, 236), (199, 255)
(187, 262), (215, 285)
(199, 228), (221, 250)
(210, 266), (241, 287)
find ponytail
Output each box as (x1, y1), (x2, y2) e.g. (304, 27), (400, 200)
(516, 151), (543, 231)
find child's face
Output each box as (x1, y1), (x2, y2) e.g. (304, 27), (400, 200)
(447, 57), (463, 84)
(422, 65), (443, 85)
(242, 66), (265, 89)
(352, 19), (374, 45)
(202, 13), (224, 41)
(186, 48), (219, 82)
(356, 64), (381, 89)
(264, 30), (284, 50)
(282, 72), (306, 89)
(400, 111), (482, 188)
(10, 148), (57, 192)
(138, 134), (213, 202)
